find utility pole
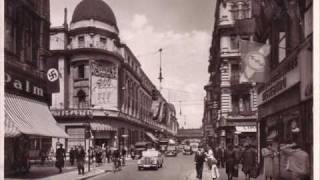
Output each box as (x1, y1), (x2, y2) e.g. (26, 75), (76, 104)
(158, 48), (163, 92)
(179, 101), (182, 116)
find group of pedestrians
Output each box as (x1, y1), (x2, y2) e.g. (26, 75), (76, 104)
(55, 143), (129, 175)
(55, 144), (86, 175)
(194, 143), (258, 180)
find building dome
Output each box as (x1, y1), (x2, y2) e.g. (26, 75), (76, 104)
(71, 0), (117, 27)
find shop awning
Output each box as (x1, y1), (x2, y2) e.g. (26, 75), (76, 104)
(5, 114), (21, 137)
(5, 93), (69, 138)
(145, 132), (159, 143)
(235, 126), (257, 133)
(90, 122), (117, 131)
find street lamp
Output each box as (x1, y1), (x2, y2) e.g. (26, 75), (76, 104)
(84, 110), (93, 172)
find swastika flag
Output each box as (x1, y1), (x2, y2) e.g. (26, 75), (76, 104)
(46, 57), (60, 94)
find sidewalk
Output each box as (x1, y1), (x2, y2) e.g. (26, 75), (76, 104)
(5, 162), (114, 180)
(187, 166), (265, 180)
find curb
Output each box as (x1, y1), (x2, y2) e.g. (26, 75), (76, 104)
(76, 169), (112, 180)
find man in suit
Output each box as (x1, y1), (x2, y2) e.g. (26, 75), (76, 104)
(194, 146), (206, 179)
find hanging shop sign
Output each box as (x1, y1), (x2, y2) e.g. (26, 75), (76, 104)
(5, 71), (47, 102)
(257, 57), (299, 105)
(91, 61), (118, 110)
(235, 126), (257, 133)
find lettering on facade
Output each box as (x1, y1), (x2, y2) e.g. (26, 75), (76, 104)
(5, 72), (44, 97)
(257, 57), (299, 105)
(262, 78), (286, 101)
(91, 62), (118, 109)
(258, 58), (298, 93)
(51, 109), (93, 117)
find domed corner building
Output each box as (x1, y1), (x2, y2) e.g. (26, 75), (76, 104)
(49, 0), (178, 152)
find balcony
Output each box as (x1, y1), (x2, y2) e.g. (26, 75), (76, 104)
(230, 75), (240, 86)
(68, 41), (123, 57)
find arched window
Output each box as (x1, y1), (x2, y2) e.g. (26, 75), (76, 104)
(77, 89), (86, 108)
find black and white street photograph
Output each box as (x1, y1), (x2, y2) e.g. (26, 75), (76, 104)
(1, 0), (318, 179)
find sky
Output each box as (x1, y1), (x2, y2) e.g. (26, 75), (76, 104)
(50, 0), (216, 128)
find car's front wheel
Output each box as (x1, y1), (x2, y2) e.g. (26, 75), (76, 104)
(138, 167), (142, 171)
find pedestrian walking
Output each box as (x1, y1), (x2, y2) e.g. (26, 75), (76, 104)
(261, 141), (274, 180)
(106, 147), (111, 163)
(211, 154), (220, 180)
(216, 146), (225, 168)
(121, 147), (127, 166)
(69, 147), (75, 166)
(55, 144), (66, 173)
(206, 147), (214, 170)
(233, 145), (241, 178)
(112, 148), (121, 172)
(130, 147), (135, 160)
(194, 146), (206, 179)
(95, 146), (103, 166)
(102, 144), (106, 163)
(76, 146), (86, 175)
(241, 143), (257, 180)
(225, 144), (236, 180)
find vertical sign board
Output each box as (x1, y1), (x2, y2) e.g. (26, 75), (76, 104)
(299, 47), (312, 101)
(91, 61), (118, 110)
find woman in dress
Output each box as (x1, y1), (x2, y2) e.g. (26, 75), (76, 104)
(210, 151), (220, 180)
(261, 141), (274, 180)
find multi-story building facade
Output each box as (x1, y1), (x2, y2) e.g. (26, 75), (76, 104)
(256, 0), (313, 179)
(4, 0), (68, 175)
(205, 0), (258, 149)
(206, 0), (313, 178)
(49, 0), (178, 152)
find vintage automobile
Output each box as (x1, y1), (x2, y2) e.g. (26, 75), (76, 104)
(165, 145), (177, 157)
(137, 149), (164, 170)
(183, 145), (193, 155)
(134, 141), (151, 159)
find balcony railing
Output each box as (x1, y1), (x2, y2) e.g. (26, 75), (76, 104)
(230, 75), (240, 85)
(68, 42), (123, 57)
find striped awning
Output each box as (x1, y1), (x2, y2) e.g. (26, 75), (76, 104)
(5, 93), (69, 138)
(90, 122), (116, 131)
(5, 114), (21, 137)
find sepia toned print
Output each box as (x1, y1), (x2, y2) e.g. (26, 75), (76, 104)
(3, 0), (314, 180)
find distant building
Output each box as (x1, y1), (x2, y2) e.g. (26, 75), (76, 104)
(49, 0), (178, 152)
(176, 128), (203, 143)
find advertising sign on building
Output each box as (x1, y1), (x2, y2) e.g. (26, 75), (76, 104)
(91, 61), (118, 110)
(257, 57), (299, 105)
(5, 69), (47, 102)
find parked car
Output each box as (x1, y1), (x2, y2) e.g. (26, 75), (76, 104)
(137, 149), (164, 170)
